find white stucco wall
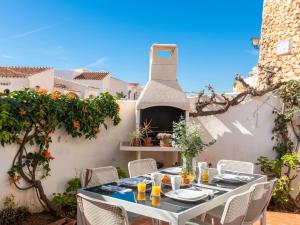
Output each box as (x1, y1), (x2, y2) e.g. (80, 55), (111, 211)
(28, 69), (54, 91)
(189, 94), (280, 173)
(109, 77), (129, 97)
(0, 94), (297, 211)
(75, 76), (109, 92)
(0, 100), (137, 211)
(54, 77), (101, 99)
(0, 77), (29, 92)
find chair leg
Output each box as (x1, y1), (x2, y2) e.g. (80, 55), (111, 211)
(260, 210), (267, 225)
(200, 213), (206, 222)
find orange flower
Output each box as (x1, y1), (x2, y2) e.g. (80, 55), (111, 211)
(73, 120), (80, 129)
(35, 88), (48, 94)
(19, 109), (27, 116)
(42, 149), (55, 160)
(9, 175), (21, 185)
(51, 91), (61, 99)
(67, 92), (78, 100)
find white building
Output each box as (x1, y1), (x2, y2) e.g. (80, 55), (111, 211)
(0, 66), (142, 99)
(55, 69), (143, 100)
(0, 66), (54, 93)
(54, 76), (100, 99)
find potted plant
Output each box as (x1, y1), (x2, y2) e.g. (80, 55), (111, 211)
(130, 130), (143, 146)
(141, 119), (155, 146)
(172, 118), (214, 179)
(157, 133), (172, 147)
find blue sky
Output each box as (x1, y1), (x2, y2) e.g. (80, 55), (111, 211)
(0, 0), (263, 93)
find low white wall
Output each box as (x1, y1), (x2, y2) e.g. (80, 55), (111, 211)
(0, 77), (29, 92)
(0, 93), (297, 211)
(0, 100), (137, 211)
(190, 94), (281, 172)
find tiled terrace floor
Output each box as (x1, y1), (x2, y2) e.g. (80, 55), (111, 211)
(131, 211), (300, 225)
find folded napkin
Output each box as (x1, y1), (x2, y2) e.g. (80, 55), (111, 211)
(214, 174), (253, 183)
(101, 185), (132, 193)
(119, 177), (151, 186)
(166, 189), (208, 200)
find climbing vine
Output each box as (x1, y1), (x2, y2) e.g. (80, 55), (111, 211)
(0, 89), (121, 212)
(257, 80), (300, 212)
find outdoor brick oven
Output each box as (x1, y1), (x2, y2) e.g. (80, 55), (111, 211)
(136, 44), (190, 145)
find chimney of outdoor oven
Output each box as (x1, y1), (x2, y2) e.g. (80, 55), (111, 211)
(149, 44), (178, 81)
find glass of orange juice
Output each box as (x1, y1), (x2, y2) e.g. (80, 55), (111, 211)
(201, 169), (209, 182)
(137, 182), (146, 192)
(151, 185), (161, 196)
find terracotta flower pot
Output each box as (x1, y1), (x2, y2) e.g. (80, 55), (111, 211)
(159, 139), (171, 147)
(131, 138), (141, 146)
(144, 137), (153, 146)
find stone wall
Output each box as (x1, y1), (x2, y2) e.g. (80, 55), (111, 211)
(258, 0), (300, 84)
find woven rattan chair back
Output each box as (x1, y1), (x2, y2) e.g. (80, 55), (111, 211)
(217, 160), (255, 174)
(244, 179), (277, 224)
(77, 193), (129, 225)
(220, 188), (254, 225)
(81, 166), (119, 187)
(128, 158), (157, 177)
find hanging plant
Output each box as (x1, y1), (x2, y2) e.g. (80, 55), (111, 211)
(0, 89), (121, 213)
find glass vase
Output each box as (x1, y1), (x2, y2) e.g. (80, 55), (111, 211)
(181, 155), (195, 183)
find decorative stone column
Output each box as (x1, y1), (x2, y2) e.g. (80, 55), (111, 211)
(257, 0), (300, 86)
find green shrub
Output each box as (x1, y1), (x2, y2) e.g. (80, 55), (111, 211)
(117, 167), (128, 178)
(52, 177), (82, 219)
(0, 195), (29, 225)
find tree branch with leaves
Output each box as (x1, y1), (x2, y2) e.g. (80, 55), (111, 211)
(0, 89), (121, 213)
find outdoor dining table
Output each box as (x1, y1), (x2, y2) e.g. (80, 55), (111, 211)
(78, 168), (267, 225)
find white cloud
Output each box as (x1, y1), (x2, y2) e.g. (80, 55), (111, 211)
(0, 54), (14, 59)
(0, 18), (71, 41)
(86, 57), (109, 68)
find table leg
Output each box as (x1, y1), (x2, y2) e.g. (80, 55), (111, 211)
(137, 151), (141, 160)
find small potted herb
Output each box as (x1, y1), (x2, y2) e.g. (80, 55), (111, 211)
(130, 130), (143, 146)
(157, 133), (172, 147)
(141, 119), (155, 146)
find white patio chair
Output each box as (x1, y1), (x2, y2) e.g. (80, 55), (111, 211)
(77, 193), (129, 225)
(217, 160), (255, 174)
(80, 166), (119, 187)
(128, 158), (158, 177)
(186, 188), (254, 225)
(205, 179), (277, 225)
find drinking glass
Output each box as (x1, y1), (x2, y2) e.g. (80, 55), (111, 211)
(208, 168), (218, 183)
(171, 175), (181, 190)
(201, 168), (209, 182)
(137, 182), (146, 192)
(151, 185), (161, 196)
(151, 172), (162, 187)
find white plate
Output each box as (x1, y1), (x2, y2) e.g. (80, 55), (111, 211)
(165, 189), (209, 202)
(161, 167), (182, 174)
(214, 174), (253, 183)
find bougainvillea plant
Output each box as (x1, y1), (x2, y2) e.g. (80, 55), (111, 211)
(257, 80), (300, 212)
(0, 89), (121, 212)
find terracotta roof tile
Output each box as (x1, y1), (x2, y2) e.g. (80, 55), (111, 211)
(74, 71), (109, 80)
(0, 66), (51, 78)
(128, 83), (139, 87)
